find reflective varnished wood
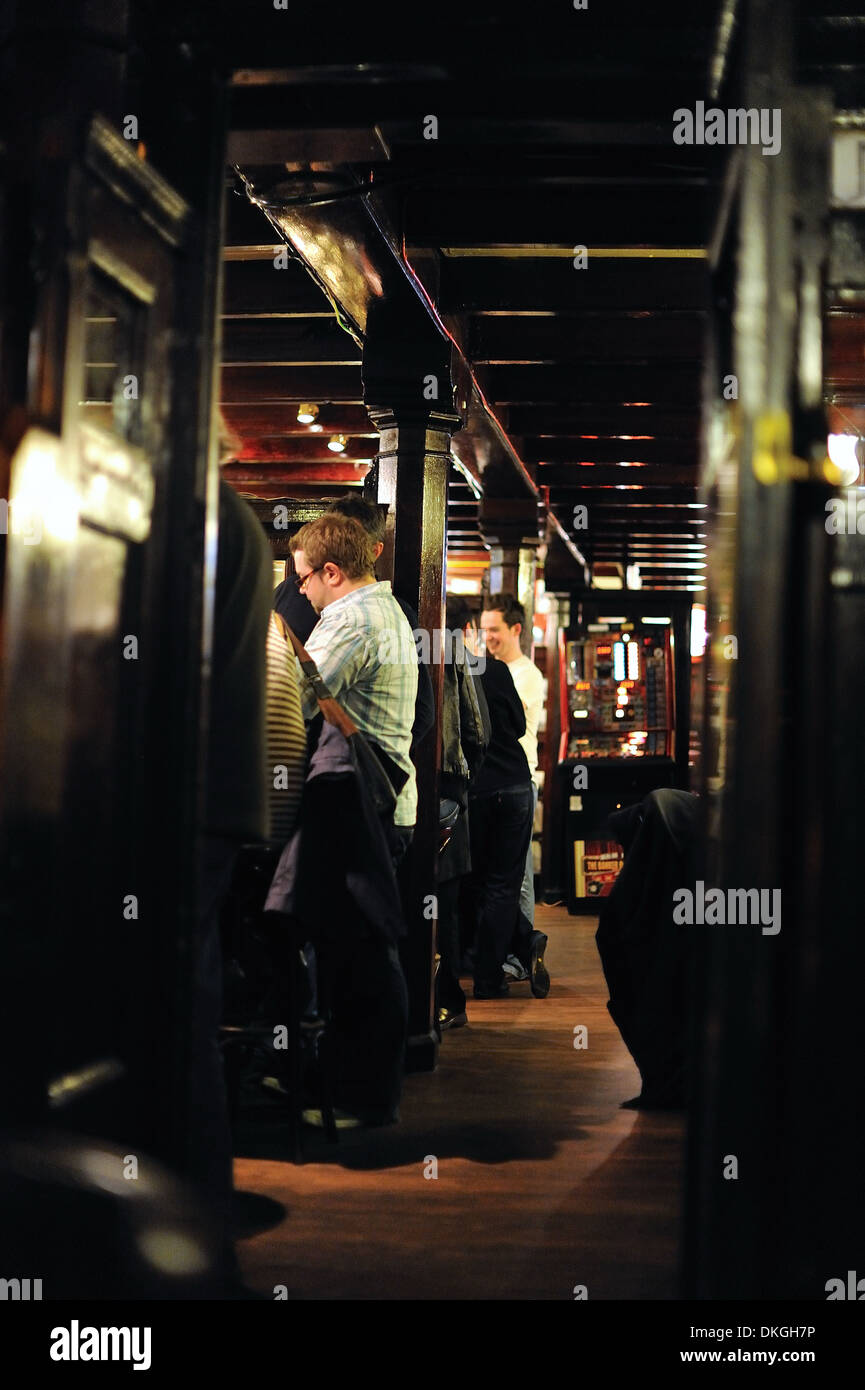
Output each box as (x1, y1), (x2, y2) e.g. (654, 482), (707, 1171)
(235, 906), (685, 1300)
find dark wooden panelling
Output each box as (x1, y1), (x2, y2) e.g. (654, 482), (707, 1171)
(529, 439), (698, 465)
(406, 189), (708, 247)
(484, 364), (702, 405)
(469, 313), (705, 364)
(508, 405), (701, 436)
(219, 403), (375, 434)
(231, 439), (375, 464)
(538, 465), (698, 487)
(222, 319), (361, 365)
(439, 258), (708, 313)
(223, 259), (331, 314)
(220, 366), (363, 401)
(223, 461), (371, 484)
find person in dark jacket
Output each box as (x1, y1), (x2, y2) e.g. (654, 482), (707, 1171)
(595, 787), (699, 1108)
(465, 613), (543, 999)
(264, 715), (408, 1126)
(436, 595), (491, 1029)
(272, 572), (318, 645)
(193, 435), (272, 1281)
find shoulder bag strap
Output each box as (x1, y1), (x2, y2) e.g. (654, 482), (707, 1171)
(273, 611), (359, 740)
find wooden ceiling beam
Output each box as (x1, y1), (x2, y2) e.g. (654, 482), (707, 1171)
(484, 363), (702, 405)
(220, 366), (363, 402)
(406, 189), (706, 246)
(223, 258), (330, 315)
(227, 482), (361, 500)
(438, 258), (707, 313)
(550, 496), (699, 511)
(529, 439), (698, 465)
(223, 461), (371, 484)
(222, 320), (360, 365)
(508, 405), (700, 435)
(538, 465), (698, 487)
(220, 403), (375, 435)
(469, 314), (705, 363)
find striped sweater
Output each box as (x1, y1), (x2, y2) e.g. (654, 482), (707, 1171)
(265, 611), (307, 843)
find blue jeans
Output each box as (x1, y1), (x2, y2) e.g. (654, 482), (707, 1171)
(516, 781), (539, 940)
(468, 784), (534, 986)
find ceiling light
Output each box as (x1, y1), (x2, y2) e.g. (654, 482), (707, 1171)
(328, 435), (348, 453)
(827, 433), (862, 486)
(297, 404), (319, 424)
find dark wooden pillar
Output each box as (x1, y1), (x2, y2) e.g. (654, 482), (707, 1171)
(480, 498), (542, 654)
(487, 544), (520, 598)
(364, 299), (460, 1070)
(0, 1), (228, 1167)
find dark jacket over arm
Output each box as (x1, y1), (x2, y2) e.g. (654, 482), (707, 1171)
(471, 655), (530, 796)
(441, 641), (490, 789)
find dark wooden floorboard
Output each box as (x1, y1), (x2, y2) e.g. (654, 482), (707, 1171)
(234, 905), (685, 1300)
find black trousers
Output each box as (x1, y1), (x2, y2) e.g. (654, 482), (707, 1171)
(468, 784), (534, 987)
(189, 836), (239, 1254)
(436, 876), (466, 1013)
(314, 824), (411, 1121)
(316, 932), (408, 1121)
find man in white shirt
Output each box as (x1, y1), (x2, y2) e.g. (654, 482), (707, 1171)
(480, 595), (550, 996)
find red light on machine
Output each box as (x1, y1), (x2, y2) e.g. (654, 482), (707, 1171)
(596, 644), (612, 656)
(574, 681), (591, 690)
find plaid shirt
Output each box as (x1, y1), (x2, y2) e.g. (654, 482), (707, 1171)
(299, 580), (418, 826)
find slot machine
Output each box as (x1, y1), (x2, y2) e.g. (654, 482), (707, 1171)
(556, 595), (692, 911)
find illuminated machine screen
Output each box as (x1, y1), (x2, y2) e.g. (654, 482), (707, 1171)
(564, 620), (673, 758)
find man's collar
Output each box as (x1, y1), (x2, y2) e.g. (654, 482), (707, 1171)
(320, 577), (386, 614)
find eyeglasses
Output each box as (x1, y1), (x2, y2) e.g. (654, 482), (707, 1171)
(293, 565), (323, 593)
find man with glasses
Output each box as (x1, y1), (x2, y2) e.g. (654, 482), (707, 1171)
(285, 513), (418, 1128)
(290, 513), (418, 860)
(325, 495), (434, 755)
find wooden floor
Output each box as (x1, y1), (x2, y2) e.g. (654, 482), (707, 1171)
(234, 904), (686, 1300)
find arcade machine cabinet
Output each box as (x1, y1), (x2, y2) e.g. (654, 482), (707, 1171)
(556, 594), (692, 912)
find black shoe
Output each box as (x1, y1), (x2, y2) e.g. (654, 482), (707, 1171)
(437, 1006), (468, 1030)
(472, 979), (510, 1000)
(529, 931), (550, 998)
